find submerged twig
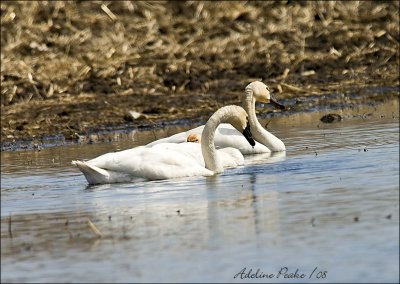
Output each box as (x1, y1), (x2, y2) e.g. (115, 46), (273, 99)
(8, 213), (13, 238)
(87, 218), (102, 238)
(280, 83), (319, 95)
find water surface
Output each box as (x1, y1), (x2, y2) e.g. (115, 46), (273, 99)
(1, 108), (399, 283)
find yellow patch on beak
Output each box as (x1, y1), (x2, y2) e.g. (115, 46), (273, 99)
(258, 97), (270, 103)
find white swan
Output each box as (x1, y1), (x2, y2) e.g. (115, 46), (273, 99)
(72, 105), (255, 185)
(147, 81), (286, 154)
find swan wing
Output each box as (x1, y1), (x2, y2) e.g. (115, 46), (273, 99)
(72, 160), (133, 184)
(85, 146), (146, 169)
(147, 125), (205, 146)
(147, 124), (270, 154)
(74, 146), (213, 184)
(214, 124), (270, 154)
(218, 147), (245, 168)
(110, 148), (214, 180)
(151, 142), (205, 165)
(153, 142), (246, 169)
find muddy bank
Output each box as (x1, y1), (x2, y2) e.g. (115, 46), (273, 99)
(1, 1), (399, 150)
(1, 94), (398, 152)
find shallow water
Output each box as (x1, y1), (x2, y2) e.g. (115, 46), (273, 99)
(1, 107), (399, 283)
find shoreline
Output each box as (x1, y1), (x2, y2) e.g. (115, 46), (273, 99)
(2, 94), (398, 152)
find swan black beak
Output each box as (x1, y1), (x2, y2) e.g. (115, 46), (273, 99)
(243, 119), (256, 147)
(270, 93), (286, 110)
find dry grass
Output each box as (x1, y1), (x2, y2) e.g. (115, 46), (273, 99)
(1, 1), (399, 142)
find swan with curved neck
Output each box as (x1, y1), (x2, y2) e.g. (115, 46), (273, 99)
(201, 105), (254, 173)
(72, 105), (254, 184)
(243, 81), (286, 151)
(147, 81), (286, 153)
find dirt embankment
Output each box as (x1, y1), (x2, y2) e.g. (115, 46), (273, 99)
(1, 1), (399, 148)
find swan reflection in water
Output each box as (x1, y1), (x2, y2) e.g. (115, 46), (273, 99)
(81, 151), (286, 251)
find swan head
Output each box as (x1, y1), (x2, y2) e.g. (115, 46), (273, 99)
(246, 81), (285, 110)
(187, 133), (201, 143)
(226, 106), (256, 147)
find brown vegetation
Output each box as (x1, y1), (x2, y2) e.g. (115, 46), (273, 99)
(1, 1), (399, 145)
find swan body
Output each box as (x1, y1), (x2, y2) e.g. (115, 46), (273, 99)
(73, 105), (255, 184)
(147, 81), (286, 153)
(73, 147), (213, 184)
(151, 142), (244, 168)
(147, 124), (270, 154)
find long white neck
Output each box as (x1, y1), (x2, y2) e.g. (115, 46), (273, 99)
(201, 106), (239, 173)
(243, 88), (286, 151)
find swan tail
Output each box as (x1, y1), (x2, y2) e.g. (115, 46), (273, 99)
(72, 160), (110, 185)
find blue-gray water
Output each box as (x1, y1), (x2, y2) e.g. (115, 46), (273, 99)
(1, 109), (399, 283)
